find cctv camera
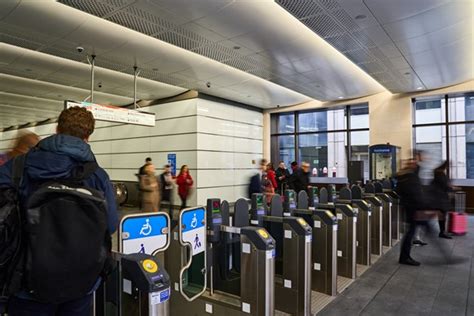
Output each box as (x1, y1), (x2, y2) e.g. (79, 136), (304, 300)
(206, 82), (211, 88)
(76, 46), (84, 53)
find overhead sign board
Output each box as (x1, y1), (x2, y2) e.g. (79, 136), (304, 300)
(120, 212), (170, 255)
(65, 100), (155, 126)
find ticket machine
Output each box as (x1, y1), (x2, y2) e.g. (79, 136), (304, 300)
(293, 190), (338, 296)
(351, 185), (372, 266)
(363, 183), (384, 255)
(238, 195), (312, 316)
(317, 187), (357, 279)
(167, 205), (276, 316)
(374, 182), (393, 248)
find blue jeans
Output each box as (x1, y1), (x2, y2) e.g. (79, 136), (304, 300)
(8, 294), (93, 316)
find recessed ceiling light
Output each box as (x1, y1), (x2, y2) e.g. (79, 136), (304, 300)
(355, 14), (367, 20)
(416, 87), (423, 90)
(338, 96), (344, 99)
(233, 46), (241, 50)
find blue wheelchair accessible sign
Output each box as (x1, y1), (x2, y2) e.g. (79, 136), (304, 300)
(180, 207), (206, 255)
(120, 212), (170, 255)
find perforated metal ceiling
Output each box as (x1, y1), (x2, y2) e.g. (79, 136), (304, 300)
(277, 0), (473, 92)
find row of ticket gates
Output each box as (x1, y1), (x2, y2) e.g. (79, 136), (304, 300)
(98, 180), (402, 316)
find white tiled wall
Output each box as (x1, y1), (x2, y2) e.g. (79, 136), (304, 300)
(0, 97), (264, 207)
(195, 98), (263, 205)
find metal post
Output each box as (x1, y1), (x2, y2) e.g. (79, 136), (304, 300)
(90, 55), (96, 103)
(133, 66), (140, 109)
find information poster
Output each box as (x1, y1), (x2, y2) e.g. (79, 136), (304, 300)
(121, 214), (169, 255)
(167, 153), (176, 177)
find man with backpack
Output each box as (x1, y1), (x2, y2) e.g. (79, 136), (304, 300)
(0, 106), (118, 315)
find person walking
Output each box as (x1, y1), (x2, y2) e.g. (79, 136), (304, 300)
(396, 158), (425, 266)
(266, 162), (278, 190)
(275, 161), (290, 194)
(159, 164), (174, 216)
(138, 157), (152, 175)
(0, 132), (39, 166)
(176, 165), (193, 209)
(289, 161), (310, 193)
(431, 161), (453, 239)
(248, 159), (267, 197)
(139, 164), (160, 212)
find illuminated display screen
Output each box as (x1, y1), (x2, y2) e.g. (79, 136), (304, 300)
(256, 194), (264, 207)
(212, 201), (220, 213)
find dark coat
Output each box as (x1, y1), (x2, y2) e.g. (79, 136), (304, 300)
(395, 167), (425, 222)
(289, 168), (309, 193)
(0, 134), (118, 233)
(275, 167), (290, 190)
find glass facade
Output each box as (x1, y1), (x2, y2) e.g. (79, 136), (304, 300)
(271, 104), (369, 179)
(413, 93), (474, 181)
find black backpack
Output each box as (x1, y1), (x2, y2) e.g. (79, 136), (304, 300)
(24, 162), (112, 303)
(0, 156), (26, 308)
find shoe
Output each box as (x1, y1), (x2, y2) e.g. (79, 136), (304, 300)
(413, 240), (428, 246)
(399, 257), (421, 266)
(439, 233), (452, 239)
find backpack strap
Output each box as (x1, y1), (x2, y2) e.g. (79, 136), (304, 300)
(12, 154), (27, 190)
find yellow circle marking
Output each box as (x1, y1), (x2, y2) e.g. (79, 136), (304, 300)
(297, 218), (307, 226)
(258, 229), (269, 239)
(142, 259), (158, 273)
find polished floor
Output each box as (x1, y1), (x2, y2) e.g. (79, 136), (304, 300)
(319, 216), (474, 316)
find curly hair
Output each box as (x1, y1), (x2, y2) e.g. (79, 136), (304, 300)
(57, 106), (95, 139)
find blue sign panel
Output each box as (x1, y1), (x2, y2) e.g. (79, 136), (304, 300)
(121, 214), (169, 255)
(372, 148), (391, 153)
(167, 153), (176, 177)
(180, 207), (206, 255)
(181, 207), (206, 232)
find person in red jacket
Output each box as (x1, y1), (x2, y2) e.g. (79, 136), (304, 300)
(176, 164), (194, 209)
(267, 162), (278, 189)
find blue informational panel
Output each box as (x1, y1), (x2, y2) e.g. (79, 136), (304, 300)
(180, 207), (206, 256)
(167, 153), (176, 177)
(120, 213), (170, 255)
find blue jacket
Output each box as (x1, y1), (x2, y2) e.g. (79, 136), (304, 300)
(0, 134), (118, 233)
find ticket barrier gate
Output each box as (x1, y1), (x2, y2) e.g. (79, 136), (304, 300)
(351, 185), (372, 266)
(166, 205), (276, 316)
(234, 194), (312, 316)
(317, 187), (357, 279)
(294, 190), (338, 296)
(373, 182), (393, 247)
(363, 183), (384, 256)
(96, 212), (172, 316)
(382, 179), (401, 240)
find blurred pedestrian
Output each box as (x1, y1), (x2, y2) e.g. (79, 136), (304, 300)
(138, 157), (152, 175)
(431, 161), (453, 239)
(176, 165), (193, 209)
(139, 164), (159, 212)
(159, 164), (174, 216)
(266, 162), (278, 190)
(289, 161), (310, 193)
(0, 132), (39, 166)
(248, 159), (267, 197)
(396, 158), (425, 265)
(275, 161), (290, 194)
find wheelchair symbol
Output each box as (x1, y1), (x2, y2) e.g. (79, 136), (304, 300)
(190, 213), (198, 229)
(140, 219), (152, 236)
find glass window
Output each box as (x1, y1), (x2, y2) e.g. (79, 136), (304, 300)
(448, 93), (474, 122)
(448, 123), (474, 179)
(350, 105), (369, 129)
(275, 135), (295, 166)
(350, 131), (369, 181)
(298, 132), (346, 177)
(414, 125), (445, 182)
(298, 111), (327, 132)
(278, 114), (295, 133)
(414, 98), (445, 124)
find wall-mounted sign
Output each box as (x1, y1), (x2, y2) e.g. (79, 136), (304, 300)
(167, 153), (176, 177)
(65, 100), (155, 126)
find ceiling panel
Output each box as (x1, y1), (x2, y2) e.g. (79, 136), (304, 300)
(278, 0), (473, 93)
